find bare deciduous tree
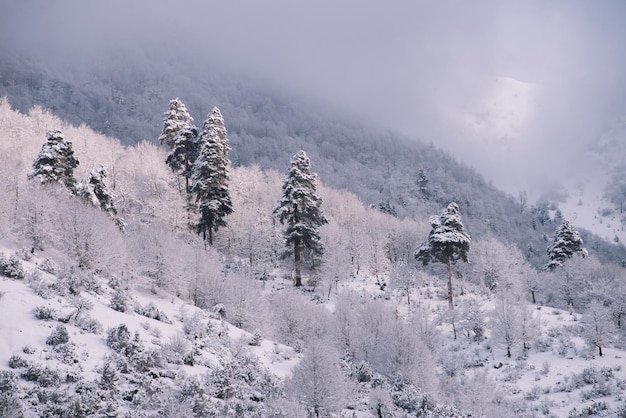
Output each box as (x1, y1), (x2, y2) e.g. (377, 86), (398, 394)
(286, 341), (348, 417)
(582, 300), (615, 357)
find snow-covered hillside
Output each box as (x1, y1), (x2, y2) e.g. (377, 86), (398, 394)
(3, 239), (626, 417)
(544, 115), (626, 246)
(0, 241), (302, 416)
(556, 178), (625, 245)
(2, 99), (626, 417)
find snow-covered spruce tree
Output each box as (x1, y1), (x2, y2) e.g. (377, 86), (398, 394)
(415, 202), (470, 309)
(77, 165), (124, 229)
(166, 125), (200, 228)
(273, 151), (328, 287)
(158, 97), (194, 148)
(191, 107), (232, 246)
(27, 129), (79, 193)
(544, 219), (588, 271)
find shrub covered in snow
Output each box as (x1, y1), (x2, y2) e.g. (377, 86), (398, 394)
(46, 324), (69, 346)
(106, 324), (143, 358)
(109, 287), (129, 312)
(0, 370), (23, 417)
(248, 329), (263, 347)
(20, 364), (62, 387)
(51, 342), (80, 365)
(208, 352), (279, 403)
(56, 267), (101, 295)
(0, 253), (25, 279)
(74, 314), (103, 334)
(161, 334), (192, 365)
(37, 257), (58, 274)
(183, 311), (212, 339)
(8, 354), (29, 369)
(33, 305), (57, 320)
(134, 302), (172, 323)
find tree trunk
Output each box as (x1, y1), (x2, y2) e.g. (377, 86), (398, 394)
(598, 344), (603, 357)
(447, 255), (454, 309)
(377, 405), (384, 418)
(293, 203), (302, 286)
(506, 345), (511, 358)
(185, 176), (193, 230)
(13, 174), (19, 225)
(294, 236), (302, 287)
(208, 228), (213, 247)
(531, 290), (536, 304)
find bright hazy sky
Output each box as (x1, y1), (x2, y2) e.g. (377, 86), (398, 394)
(3, 0), (626, 196)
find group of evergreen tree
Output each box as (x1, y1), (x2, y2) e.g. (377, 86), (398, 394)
(159, 98), (233, 246)
(159, 99), (327, 285)
(414, 201), (588, 309)
(27, 129), (123, 232)
(28, 98), (590, 294)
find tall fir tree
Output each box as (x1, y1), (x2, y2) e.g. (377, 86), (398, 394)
(166, 126), (200, 194)
(544, 219), (588, 271)
(191, 107), (233, 246)
(273, 151), (328, 286)
(158, 98), (193, 148)
(28, 129), (79, 193)
(415, 202), (471, 309)
(160, 98), (198, 220)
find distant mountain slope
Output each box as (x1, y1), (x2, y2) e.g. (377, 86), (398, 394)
(1, 50), (624, 267)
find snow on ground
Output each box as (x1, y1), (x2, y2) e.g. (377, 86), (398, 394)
(336, 270), (626, 417)
(500, 307), (626, 416)
(557, 175), (626, 244)
(0, 242), (299, 387)
(2, 237), (626, 416)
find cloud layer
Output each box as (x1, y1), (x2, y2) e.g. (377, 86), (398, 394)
(3, 0), (626, 196)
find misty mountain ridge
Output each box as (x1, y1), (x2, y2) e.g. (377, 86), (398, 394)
(0, 50), (625, 266)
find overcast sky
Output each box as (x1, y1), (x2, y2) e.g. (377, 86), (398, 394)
(3, 0), (626, 197)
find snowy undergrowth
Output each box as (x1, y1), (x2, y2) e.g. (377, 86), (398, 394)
(2, 241), (626, 417)
(332, 271), (626, 418)
(0, 242), (299, 417)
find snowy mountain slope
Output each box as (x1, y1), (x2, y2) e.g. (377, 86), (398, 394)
(543, 114), (626, 248)
(556, 178), (626, 245)
(2, 54), (626, 267)
(3, 241), (626, 417)
(0, 241), (301, 417)
(2, 87), (626, 417)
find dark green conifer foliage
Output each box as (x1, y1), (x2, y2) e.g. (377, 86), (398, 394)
(28, 129), (79, 193)
(158, 97), (193, 148)
(415, 202), (471, 309)
(274, 151), (328, 286)
(544, 220), (587, 271)
(191, 107), (233, 246)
